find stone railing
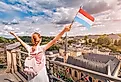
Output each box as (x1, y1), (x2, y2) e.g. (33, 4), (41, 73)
(5, 42), (121, 82)
(49, 60), (121, 82)
(15, 50), (65, 82)
(5, 42), (64, 82)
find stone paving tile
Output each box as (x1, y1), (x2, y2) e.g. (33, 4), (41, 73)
(0, 73), (18, 82)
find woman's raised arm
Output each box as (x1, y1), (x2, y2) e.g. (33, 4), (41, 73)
(44, 24), (72, 51)
(10, 32), (30, 51)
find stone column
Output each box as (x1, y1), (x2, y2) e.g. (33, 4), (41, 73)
(5, 49), (18, 73)
(5, 50), (12, 73)
(11, 49), (17, 72)
(5, 42), (21, 73)
(18, 50), (22, 70)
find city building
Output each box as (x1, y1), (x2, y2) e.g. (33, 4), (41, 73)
(53, 53), (120, 82)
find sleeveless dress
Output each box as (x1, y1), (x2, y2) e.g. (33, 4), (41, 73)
(25, 45), (49, 82)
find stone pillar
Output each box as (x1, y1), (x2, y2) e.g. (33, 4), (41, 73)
(77, 70), (80, 82)
(5, 49), (18, 73)
(107, 65), (114, 82)
(17, 50), (22, 70)
(5, 42), (21, 73)
(5, 50), (12, 73)
(50, 63), (54, 82)
(11, 49), (17, 72)
(107, 65), (111, 76)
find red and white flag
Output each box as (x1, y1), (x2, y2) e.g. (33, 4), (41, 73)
(74, 8), (95, 29)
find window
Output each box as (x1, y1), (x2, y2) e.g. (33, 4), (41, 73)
(81, 73), (84, 77)
(80, 73), (84, 80)
(69, 68), (71, 74)
(89, 77), (92, 82)
(74, 71), (77, 77)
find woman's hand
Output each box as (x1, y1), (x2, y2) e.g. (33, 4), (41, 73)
(10, 31), (16, 36)
(64, 24), (72, 32)
(43, 23), (73, 51)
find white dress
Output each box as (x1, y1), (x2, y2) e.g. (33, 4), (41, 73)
(25, 45), (49, 82)
(28, 67), (49, 82)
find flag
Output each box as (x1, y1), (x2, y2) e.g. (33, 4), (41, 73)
(74, 8), (95, 29)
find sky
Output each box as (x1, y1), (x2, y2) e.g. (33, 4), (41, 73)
(0, 0), (121, 38)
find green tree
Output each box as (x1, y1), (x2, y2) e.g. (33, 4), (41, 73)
(114, 40), (118, 46)
(97, 35), (111, 46)
(97, 36), (103, 45)
(0, 37), (6, 43)
(103, 36), (111, 45)
(108, 44), (117, 53)
(97, 45), (102, 49)
(19, 36), (31, 43)
(118, 39), (121, 47)
(84, 36), (88, 45)
(89, 39), (92, 43)
(68, 40), (76, 45)
(47, 44), (59, 51)
(84, 36), (88, 40)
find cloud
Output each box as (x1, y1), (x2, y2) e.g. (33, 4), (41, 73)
(4, 25), (14, 31)
(0, 0), (121, 37)
(52, 7), (77, 24)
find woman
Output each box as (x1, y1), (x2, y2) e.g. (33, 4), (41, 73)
(10, 24), (72, 82)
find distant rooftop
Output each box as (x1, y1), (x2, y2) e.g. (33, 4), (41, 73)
(83, 53), (115, 63)
(55, 56), (64, 62)
(54, 53), (120, 75)
(69, 34), (120, 40)
(88, 35), (99, 39)
(108, 34), (120, 40)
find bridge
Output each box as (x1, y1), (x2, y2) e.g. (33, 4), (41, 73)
(0, 42), (121, 82)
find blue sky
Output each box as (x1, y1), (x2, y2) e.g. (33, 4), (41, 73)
(0, 0), (121, 38)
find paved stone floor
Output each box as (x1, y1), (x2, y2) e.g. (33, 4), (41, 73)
(0, 69), (18, 82)
(0, 73), (18, 82)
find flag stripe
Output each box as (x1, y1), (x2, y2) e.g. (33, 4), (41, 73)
(74, 16), (91, 29)
(79, 8), (94, 22)
(76, 13), (93, 26)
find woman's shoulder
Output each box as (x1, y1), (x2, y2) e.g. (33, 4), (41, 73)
(25, 44), (31, 51)
(39, 45), (47, 51)
(40, 45), (46, 48)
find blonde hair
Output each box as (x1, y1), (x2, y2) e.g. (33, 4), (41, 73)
(33, 32), (41, 38)
(31, 32), (41, 45)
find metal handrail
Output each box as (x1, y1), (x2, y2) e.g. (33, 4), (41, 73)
(50, 60), (121, 82)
